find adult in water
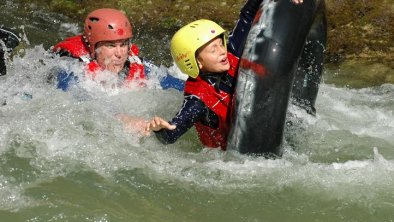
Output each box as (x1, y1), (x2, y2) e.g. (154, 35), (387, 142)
(0, 26), (20, 76)
(52, 8), (184, 91)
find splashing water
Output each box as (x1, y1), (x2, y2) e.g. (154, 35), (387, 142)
(1, 44), (393, 221)
(1, 1), (394, 221)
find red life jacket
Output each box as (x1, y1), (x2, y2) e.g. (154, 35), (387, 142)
(184, 52), (239, 150)
(52, 35), (145, 83)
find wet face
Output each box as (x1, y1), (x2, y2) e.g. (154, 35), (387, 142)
(196, 36), (229, 74)
(95, 39), (129, 74)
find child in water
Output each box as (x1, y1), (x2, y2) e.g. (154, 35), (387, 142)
(144, 0), (304, 149)
(144, 0), (265, 150)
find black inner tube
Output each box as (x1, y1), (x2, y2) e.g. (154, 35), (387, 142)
(0, 26), (20, 76)
(227, 0), (327, 156)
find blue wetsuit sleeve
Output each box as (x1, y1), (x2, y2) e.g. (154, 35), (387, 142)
(228, 0), (264, 57)
(57, 69), (78, 91)
(159, 74), (185, 91)
(154, 95), (209, 144)
(143, 60), (185, 91)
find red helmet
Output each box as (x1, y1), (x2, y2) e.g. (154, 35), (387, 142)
(84, 8), (132, 58)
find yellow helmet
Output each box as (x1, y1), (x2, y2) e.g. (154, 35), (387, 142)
(170, 19), (226, 78)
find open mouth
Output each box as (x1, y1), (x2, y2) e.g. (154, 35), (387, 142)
(220, 57), (229, 65)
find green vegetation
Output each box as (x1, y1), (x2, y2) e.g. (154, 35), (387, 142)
(18, 0), (393, 66)
(16, 0), (394, 86)
(325, 0), (394, 66)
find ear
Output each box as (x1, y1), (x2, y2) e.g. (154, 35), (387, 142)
(196, 57), (203, 70)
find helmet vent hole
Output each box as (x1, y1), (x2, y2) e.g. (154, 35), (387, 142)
(89, 17), (99, 23)
(108, 25), (114, 30)
(184, 59), (192, 68)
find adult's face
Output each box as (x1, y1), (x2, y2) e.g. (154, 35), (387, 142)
(95, 39), (129, 74)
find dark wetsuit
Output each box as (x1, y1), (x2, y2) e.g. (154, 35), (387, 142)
(0, 27), (19, 76)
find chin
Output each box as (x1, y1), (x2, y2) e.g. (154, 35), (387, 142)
(221, 64), (230, 72)
(111, 66), (123, 73)
(219, 66), (230, 73)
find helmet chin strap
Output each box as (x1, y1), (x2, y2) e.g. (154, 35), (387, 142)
(127, 38), (132, 55)
(82, 35), (95, 60)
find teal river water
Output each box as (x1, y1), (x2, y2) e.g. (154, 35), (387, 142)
(1, 1), (394, 221)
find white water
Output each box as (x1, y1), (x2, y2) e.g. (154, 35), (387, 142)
(1, 47), (393, 219)
(1, 0), (394, 219)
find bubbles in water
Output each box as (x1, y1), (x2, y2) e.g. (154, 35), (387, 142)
(1, 31), (394, 221)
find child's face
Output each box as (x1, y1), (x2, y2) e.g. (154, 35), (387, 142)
(196, 37), (230, 74)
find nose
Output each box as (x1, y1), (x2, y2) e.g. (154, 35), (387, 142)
(114, 45), (122, 57)
(218, 44), (227, 55)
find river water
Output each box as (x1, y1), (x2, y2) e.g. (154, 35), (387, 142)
(1, 1), (394, 221)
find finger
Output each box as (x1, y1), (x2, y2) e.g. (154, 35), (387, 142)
(154, 117), (162, 125)
(143, 130), (151, 136)
(153, 116), (161, 122)
(163, 122), (176, 130)
(145, 124), (151, 132)
(150, 120), (157, 128)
